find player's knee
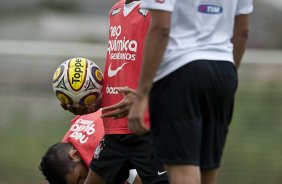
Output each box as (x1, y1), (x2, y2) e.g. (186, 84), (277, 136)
(165, 165), (200, 184)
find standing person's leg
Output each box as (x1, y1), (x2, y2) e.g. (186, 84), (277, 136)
(129, 133), (169, 184)
(89, 135), (133, 183)
(201, 169), (219, 184)
(149, 61), (206, 184)
(149, 61), (237, 184)
(199, 61), (238, 184)
(165, 165), (201, 184)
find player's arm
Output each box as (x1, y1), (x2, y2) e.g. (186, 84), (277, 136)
(231, 14), (250, 69)
(136, 9), (171, 97)
(101, 87), (137, 119)
(128, 10), (172, 135)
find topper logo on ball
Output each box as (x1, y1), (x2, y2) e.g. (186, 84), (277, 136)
(68, 58), (87, 91)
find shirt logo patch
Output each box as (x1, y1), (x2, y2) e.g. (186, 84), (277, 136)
(107, 62), (128, 78)
(112, 8), (121, 16)
(155, 0), (165, 3)
(139, 8), (149, 17)
(198, 4), (223, 14)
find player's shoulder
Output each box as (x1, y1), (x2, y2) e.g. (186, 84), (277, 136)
(82, 109), (102, 121)
(71, 109), (102, 124)
(109, 0), (124, 15)
(109, 0), (150, 18)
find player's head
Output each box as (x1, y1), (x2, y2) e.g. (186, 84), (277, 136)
(39, 142), (88, 184)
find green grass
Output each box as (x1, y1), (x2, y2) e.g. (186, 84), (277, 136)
(219, 82), (282, 184)
(0, 96), (74, 184)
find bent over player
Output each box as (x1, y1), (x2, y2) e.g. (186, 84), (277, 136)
(40, 109), (141, 184)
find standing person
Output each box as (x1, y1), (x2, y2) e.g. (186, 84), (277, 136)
(39, 109), (141, 184)
(128, 0), (253, 184)
(62, 0), (169, 183)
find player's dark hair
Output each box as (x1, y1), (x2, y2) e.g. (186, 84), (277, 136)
(39, 142), (77, 184)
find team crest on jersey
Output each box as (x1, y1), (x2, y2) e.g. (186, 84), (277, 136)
(112, 8), (121, 16)
(94, 137), (105, 159)
(138, 8), (148, 17)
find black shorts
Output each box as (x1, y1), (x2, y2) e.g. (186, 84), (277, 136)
(149, 60), (238, 170)
(90, 133), (168, 184)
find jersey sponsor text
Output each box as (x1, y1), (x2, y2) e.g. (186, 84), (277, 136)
(69, 119), (96, 144)
(106, 85), (120, 94)
(107, 25), (137, 61)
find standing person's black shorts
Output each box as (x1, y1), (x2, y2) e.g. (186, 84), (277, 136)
(149, 60), (238, 170)
(90, 133), (168, 184)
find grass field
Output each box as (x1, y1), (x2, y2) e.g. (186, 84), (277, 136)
(219, 64), (282, 184)
(0, 95), (74, 184)
(0, 63), (282, 184)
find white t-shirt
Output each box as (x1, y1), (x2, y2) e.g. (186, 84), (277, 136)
(141, 0), (253, 81)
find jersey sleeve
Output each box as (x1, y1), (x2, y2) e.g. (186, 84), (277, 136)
(141, 0), (176, 12)
(236, 0), (253, 15)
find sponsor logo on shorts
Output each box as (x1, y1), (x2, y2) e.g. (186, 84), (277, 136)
(94, 137), (105, 159)
(158, 170), (167, 175)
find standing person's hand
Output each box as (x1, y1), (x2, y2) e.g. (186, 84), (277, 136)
(128, 93), (149, 135)
(101, 87), (137, 119)
(60, 96), (102, 115)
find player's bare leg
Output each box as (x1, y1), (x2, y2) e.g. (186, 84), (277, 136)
(165, 165), (201, 184)
(201, 169), (219, 184)
(84, 170), (106, 184)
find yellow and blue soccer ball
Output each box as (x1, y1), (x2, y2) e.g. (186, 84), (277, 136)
(52, 57), (103, 106)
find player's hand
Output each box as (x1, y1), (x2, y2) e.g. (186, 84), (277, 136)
(101, 87), (136, 119)
(60, 96), (101, 115)
(128, 93), (149, 135)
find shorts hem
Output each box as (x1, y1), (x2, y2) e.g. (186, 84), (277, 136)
(161, 160), (220, 171)
(200, 164), (220, 171)
(162, 160), (199, 166)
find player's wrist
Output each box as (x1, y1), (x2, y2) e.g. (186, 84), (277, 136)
(136, 87), (150, 100)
